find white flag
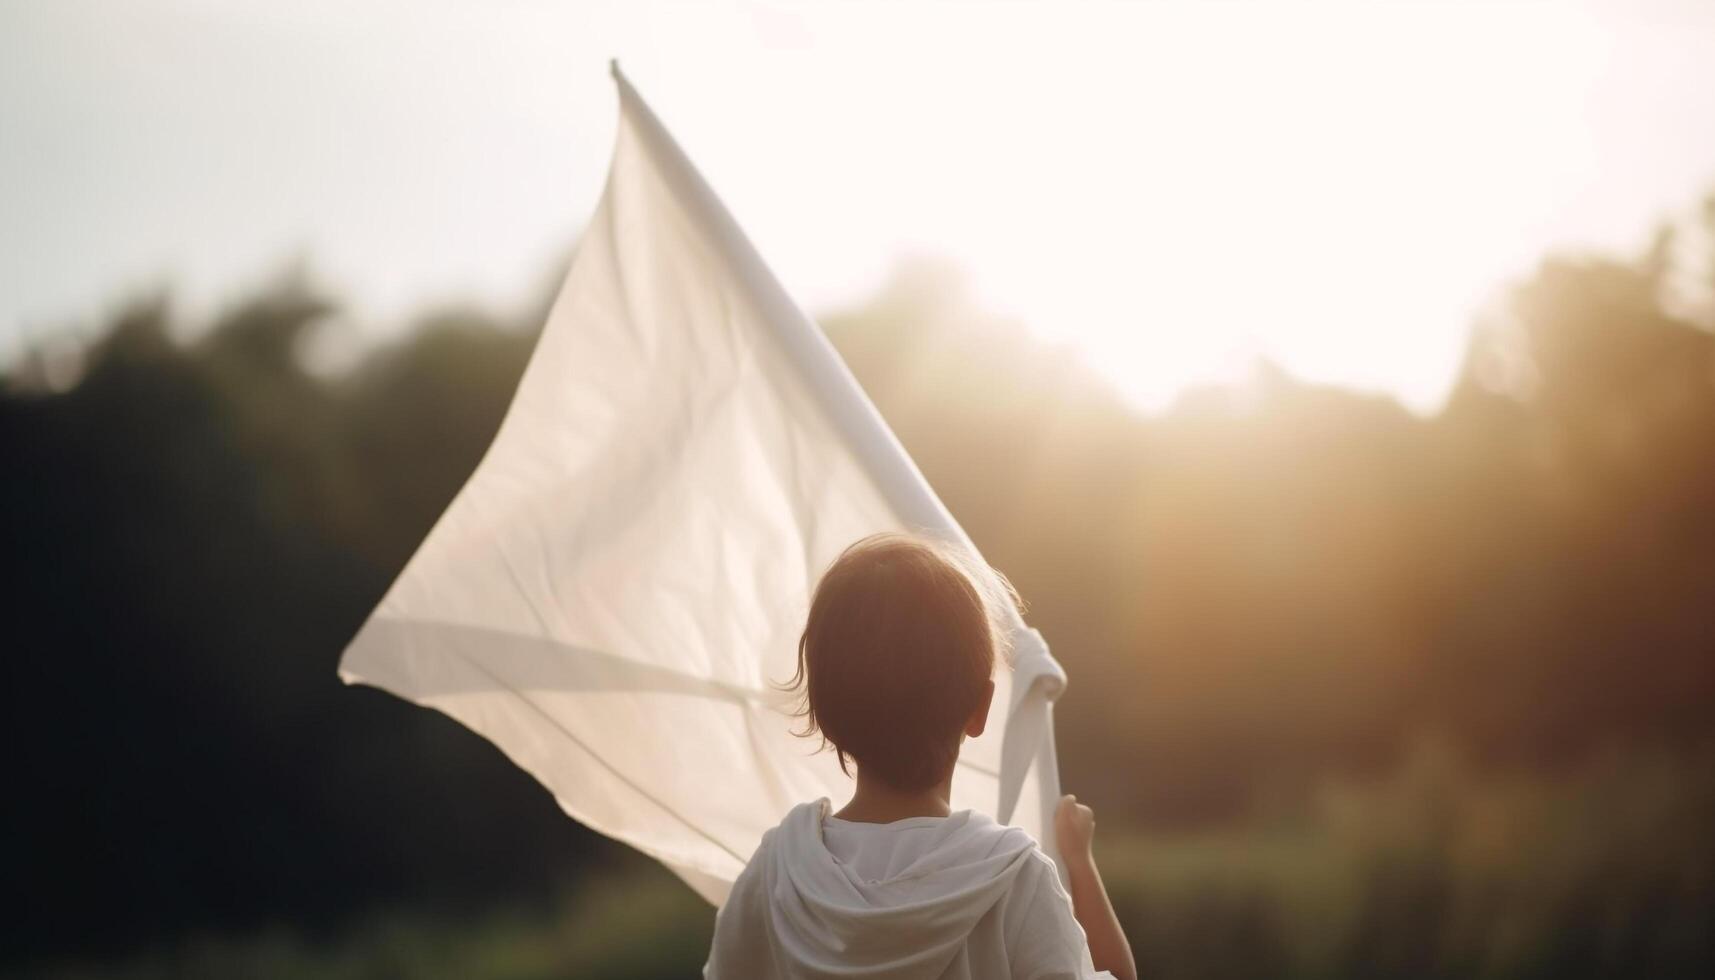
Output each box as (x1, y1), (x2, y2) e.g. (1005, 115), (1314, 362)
(338, 62), (1068, 905)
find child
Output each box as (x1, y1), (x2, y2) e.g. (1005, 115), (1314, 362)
(705, 533), (1137, 980)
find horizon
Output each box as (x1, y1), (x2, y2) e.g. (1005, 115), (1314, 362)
(6, 0), (1715, 415)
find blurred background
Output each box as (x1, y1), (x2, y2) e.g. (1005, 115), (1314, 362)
(5, 1), (1714, 977)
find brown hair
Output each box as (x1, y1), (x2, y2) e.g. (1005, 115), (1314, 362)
(784, 532), (1021, 791)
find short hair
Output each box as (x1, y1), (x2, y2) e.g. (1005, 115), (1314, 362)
(785, 532), (1022, 791)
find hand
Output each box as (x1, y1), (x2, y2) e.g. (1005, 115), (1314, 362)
(1055, 794), (1137, 980)
(1055, 793), (1096, 869)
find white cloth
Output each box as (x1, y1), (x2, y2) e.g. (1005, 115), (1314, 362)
(337, 61), (1069, 906)
(705, 800), (1112, 980)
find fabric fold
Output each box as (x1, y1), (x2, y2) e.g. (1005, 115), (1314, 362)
(339, 61), (1069, 906)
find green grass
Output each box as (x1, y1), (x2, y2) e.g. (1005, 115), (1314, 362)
(8, 866), (715, 980)
(1097, 740), (1715, 980)
(14, 742), (1713, 980)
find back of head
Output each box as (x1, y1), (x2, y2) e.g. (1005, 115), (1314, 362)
(788, 532), (1020, 791)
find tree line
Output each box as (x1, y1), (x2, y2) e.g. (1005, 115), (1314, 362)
(3, 193), (1712, 967)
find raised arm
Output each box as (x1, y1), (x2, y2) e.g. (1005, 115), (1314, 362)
(1056, 794), (1138, 980)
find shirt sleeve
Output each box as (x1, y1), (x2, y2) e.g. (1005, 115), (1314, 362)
(1005, 849), (1115, 980)
(703, 839), (771, 980)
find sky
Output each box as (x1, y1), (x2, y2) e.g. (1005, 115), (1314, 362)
(4, 0), (1715, 413)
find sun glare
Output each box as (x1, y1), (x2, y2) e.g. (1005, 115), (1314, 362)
(6, 0), (1704, 420)
(886, 1), (1611, 414)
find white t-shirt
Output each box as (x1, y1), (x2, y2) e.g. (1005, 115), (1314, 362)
(704, 799), (1112, 980)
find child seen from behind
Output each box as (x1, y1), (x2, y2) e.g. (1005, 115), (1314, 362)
(704, 533), (1136, 980)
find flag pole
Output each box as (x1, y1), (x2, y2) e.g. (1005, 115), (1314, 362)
(608, 59), (1069, 871)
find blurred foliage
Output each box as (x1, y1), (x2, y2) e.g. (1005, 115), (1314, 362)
(4, 191), (1714, 977)
(14, 743), (1709, 980)
(11, 853), (713, 980)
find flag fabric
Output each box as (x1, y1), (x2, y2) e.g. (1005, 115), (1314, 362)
(338, 62), (1069, 906)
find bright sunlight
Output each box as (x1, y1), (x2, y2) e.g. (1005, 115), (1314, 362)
(5, 1), (1714, 414)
